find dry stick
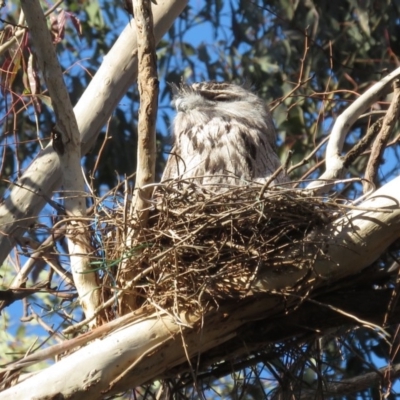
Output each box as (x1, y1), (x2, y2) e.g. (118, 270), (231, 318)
(363, 80), (400, 194)
(307, 66), (400, 192)
(20, 0), (101, 325)
(0, 1), (187, 270)
(0, 232), (58, 312)
(343, 117), (383, 169)
(118, 0), (159, 314)
(299, 364), (400, 399)
(131, 0), (158, 219)
(3, 176), (400, 398)
(287, 136), (329, 174)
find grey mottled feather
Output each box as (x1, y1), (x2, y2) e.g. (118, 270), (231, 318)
(162, 82), (289, 189)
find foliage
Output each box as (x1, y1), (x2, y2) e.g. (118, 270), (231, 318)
(1, 0), (400, 398)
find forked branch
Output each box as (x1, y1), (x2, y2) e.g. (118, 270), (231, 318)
(308, 66), (400, 191)
(363, 79), (400, 193)
(0, 0), (187, 269)
(20, 0), (101, 323)
(2, 175), (400, 399)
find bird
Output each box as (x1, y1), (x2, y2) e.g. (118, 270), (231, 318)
(161, 82), (289, 190)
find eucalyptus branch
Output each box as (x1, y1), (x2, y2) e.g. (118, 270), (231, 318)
(3, 175), (400, 398)
(131, 0), (158, 220)
(363, 80), (400, 193)
(119, 0), (159, 314)
(20, 0), (101, 324)
(307, 66), (400, 191)
(0, 0), (187, 269)
(299, 363), (400, 399)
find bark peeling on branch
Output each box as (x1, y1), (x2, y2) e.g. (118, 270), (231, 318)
(0, 0), (187, 269)
(20, 0), (101, 324)
(119, 0), (159, 314)
(2, 175), (400, 399)
(131, 0), (158, 224)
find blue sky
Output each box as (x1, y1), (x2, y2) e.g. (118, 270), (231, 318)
(1, 1), (400, 396)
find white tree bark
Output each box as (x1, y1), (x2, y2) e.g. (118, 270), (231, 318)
(2, 3), (400, 398)
(307, 66), (400, 190)
(2, 175), (400, 399)
(0, 0), (187, 265)
(20, 0), (101, 322)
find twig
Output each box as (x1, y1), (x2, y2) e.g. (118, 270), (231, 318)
(363, 80), (400, 193)
(44, 0), (64, 17)
(287, 136), (329, 174)
(343, 117), (383, 169)
(259, 151), (293, 197)
(258, 166), (284, 197)
(0, 0), (187, 270)
(0, 234), (56, 293)
(307, 66), (400, 191)
(293, 296), (390, 339)
(0, 282), (49, 308)
(63, 262), (157, 334)
(270, 33), (313, 112)
(0, 10), (26, 57)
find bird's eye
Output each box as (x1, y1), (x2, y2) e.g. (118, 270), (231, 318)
(201, 92), (241, 102)
(199, 92), (217, 101)
(215, 95), (233, 102)
(200, 92), (231, 102)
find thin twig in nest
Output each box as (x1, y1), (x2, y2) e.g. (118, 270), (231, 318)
(94, 183), (345, 319)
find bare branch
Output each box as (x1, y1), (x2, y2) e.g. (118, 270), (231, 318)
(363, 80), (400, 193)
(299, 363), (400, 399)
(118, 0), (159, 314)
(342, 117), (383, 169)
(0, 0), (188, 266)
(20, 0), (100, 323)
(307, 66), (400, 191)
(2, 175), (400, 399)
(132, 0), (158, 213)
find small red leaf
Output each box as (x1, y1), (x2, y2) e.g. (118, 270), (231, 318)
(50, 13), (61, 44)
(27, 52), (42, 113)
(57, 9), (66, 41)
(27, 52), (38, 95)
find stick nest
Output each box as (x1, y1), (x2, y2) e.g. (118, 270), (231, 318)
(97, 182), (339, 313)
